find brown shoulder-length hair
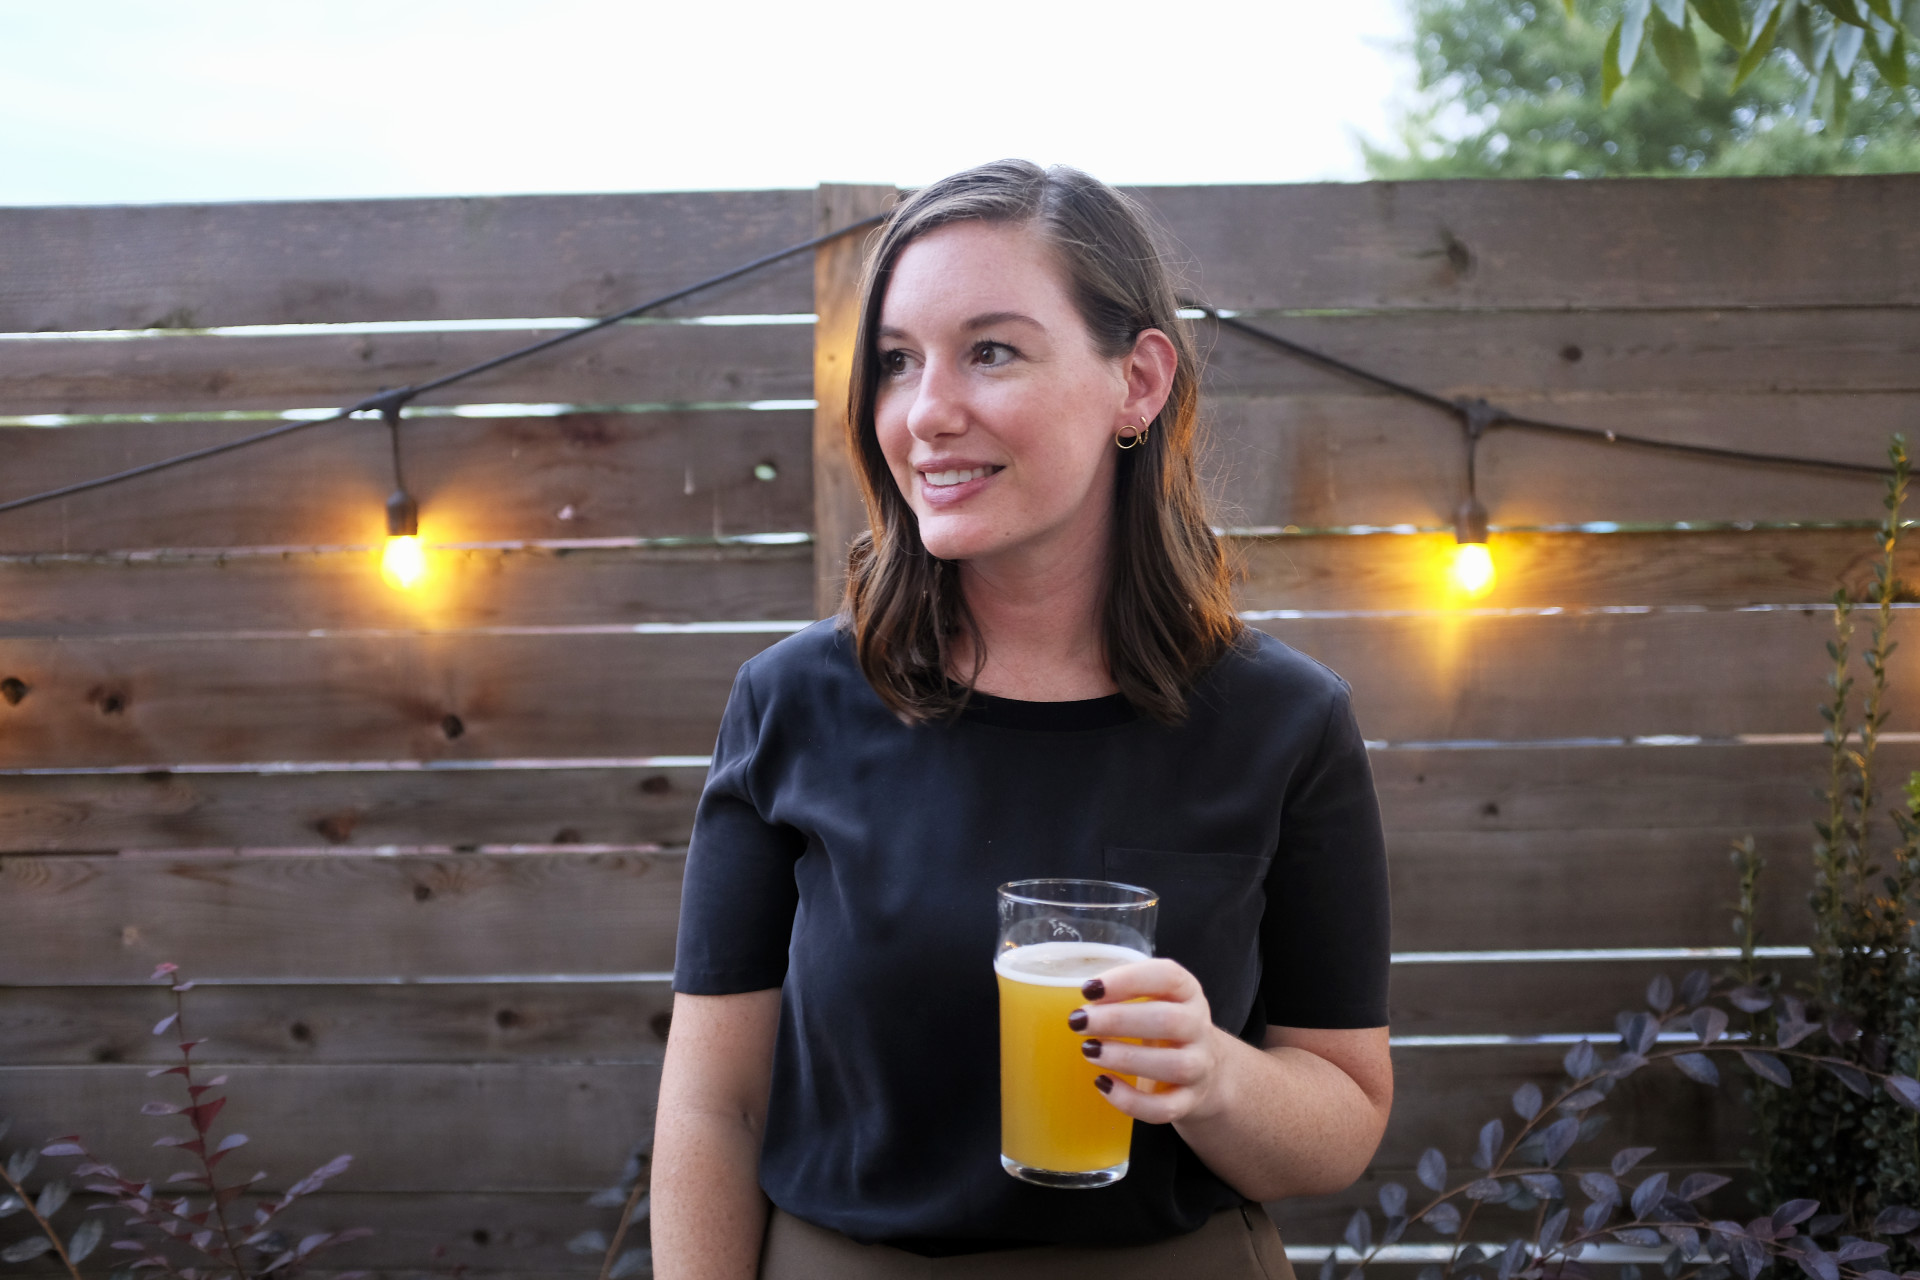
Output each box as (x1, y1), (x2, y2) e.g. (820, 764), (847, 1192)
(840, 159), (1241, 725)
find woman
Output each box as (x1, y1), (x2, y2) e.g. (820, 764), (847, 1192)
(652, 160), (1392, 1279)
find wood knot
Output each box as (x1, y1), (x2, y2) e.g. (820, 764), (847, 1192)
(494, 1008), (523, 1030)
(92, 1044), (124, 1063)
(552, 827), (584, 844)
(413, 883), (432, 902)
(638, 775), (672, 795)
(1559, 344), (1583, 363)
(289, 1022), (312, 1043)
(1481, 801), (1501, 817)
(471, 1229), (492, 1247)
(314, 811), (359, 843)
(649, 1010), (673, 1042)
(440, 714), (465, 739)
(88, 685), (129, 715)
(0, 677), (27, 706)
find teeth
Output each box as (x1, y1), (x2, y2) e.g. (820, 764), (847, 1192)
(925, 466), (993, 487)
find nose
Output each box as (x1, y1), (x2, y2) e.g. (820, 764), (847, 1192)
(904, 352), (968, 444)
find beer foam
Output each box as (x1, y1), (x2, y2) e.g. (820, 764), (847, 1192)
(995, 940), (1149, 986)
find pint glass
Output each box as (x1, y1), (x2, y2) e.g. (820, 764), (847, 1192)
(995, 878), (1158, 1189)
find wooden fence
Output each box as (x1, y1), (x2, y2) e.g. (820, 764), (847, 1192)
(4, 175), (1920, 1276)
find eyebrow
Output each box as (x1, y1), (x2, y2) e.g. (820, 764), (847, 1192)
(877, 310), (1046, 340)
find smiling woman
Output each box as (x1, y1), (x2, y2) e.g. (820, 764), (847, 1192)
(651, 161), (1394, 1280)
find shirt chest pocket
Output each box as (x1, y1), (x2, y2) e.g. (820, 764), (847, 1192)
(1101, 847), (1270, 1029)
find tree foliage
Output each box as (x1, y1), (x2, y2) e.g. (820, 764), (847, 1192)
(1366, 0), (1920, 177)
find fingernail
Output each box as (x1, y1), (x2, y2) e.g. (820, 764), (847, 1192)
(1082, 978), (1105, 1000)
(1081, 1039), (1102, 1059)
(1067, 1008), (1088, 1032)
(1094, 1074), (1114, 1094)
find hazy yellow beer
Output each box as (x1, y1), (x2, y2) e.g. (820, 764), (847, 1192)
(995, 879), (1158, 1189)
(997, 941), (1148, 1178)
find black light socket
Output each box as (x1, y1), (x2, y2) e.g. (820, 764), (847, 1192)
(1454, 495), (1489, 545)
(386, 490), (419, 537)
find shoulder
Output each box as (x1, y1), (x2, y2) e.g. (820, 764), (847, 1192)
(732, 618), (879, 718)
(1199, 627), (1353, 716)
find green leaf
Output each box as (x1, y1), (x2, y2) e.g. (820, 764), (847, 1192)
(1652, 10), (1707, 94)
(1866, 25), (1909, 84)
(1692, 0), (1749, 45)
(1603, 18), (1628, 101)
(1823, 0), (1870, 24)
(1737, 0), (1789, 83)
(1621, 0), (1654, 75)
(68, 1217), (104, 1265)
(1862, 0), (1897, 22)
(1833, 20), (1867, 71)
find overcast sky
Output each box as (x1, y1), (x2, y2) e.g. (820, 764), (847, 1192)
(0, 0), (1413, 205)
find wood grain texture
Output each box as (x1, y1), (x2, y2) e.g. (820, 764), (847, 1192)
(1137, 175), (1920, 311)
(0, 764), (708, 854)
(1233, 528), (1920, 612)
(0, 1046), (1741, 1198)
(0, 189), (814, 332)
(1, 981), (674, 1066)
(0, 542), (813, 637)
(0, 1062), (660, 1191)
(0, 959), (1817, 1064)
(1201, 391), (1906, 530)
(0, 736), (1888, 863)
(0, 852), (685, 984)
(0, 409), (812, 554)
(1197, 306), (1920, 400)
(0, 319), (811, 416)
(0, 630), (775, 768)
(812, 185), (895, 617)
(0, 609), (1893, 767)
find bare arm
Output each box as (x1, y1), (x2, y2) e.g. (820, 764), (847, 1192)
(1078, 961), (1392, 1202)
(650, 988), (783, 1280)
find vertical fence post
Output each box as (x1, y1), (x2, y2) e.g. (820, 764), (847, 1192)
(812, 184), (898, 619)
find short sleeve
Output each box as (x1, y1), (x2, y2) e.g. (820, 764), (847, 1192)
(1259, 682), (1391, 1028)
(671, 661), (807, 994)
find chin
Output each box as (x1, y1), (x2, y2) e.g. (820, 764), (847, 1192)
(913, 516), (993, 563)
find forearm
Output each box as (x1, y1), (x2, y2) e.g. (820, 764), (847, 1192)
(651, 1103), (770, 1280)
(1173, 1027), (1390, 1202)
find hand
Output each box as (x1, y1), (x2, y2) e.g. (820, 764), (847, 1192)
(1068, 958), (1228, 1125)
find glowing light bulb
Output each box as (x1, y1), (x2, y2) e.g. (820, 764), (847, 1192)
(1449, 541), (1496, 598)
(382, 534), (426, 590)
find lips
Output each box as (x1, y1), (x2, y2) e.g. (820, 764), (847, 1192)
(914, 463), (1003, 506)
(924, 466), (996, 487)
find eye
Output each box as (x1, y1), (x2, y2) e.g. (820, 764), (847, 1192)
(879, 348), (911, 377)
(973, 340), (1015, 367)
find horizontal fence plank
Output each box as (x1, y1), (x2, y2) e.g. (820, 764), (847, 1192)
(0, 631), (772, 768)
(2, 981), (673, 1066)
(1139, 175), (1920, 311)
(1203, 392), (1908, 530)
(0, 542), (813, 637)
(0, 189), (815, 332)
(0, 1046), (1744, 1197)
(0, 409), (812, 554)
(0, 610), (1897, 766)
(1198, 307), (1920, 400)
(1234, 529), (1918, 612)
(0, 852), (684, 984)
(0, 957), (1816, 1064)
(0, 319), (812, 416)
(0, 765), (706, 854)
(0, 736), (1883, 861)
(0, 1062), (658, 1192)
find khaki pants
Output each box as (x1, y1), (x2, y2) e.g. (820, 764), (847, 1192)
(759, 1204), (1297, 1280)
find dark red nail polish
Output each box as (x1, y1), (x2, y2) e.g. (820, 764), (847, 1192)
(1067, 1008), (1088, 1032)
(1094, 1074), (1114, 1094)
(1081, 1039), (1102, 1059)
(1082, 978), (1105, 1000)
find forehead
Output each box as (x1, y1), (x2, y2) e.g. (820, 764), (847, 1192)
(880, 220), (1074, 328)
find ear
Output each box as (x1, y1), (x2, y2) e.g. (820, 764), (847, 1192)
(1118, 328), (1178, 428)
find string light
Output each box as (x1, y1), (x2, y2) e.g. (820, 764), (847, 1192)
(377, 399), (426, 592)
(1450, 498), (1496, 599)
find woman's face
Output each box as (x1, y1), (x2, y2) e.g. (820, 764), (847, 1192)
(872, 220), (1140, 573)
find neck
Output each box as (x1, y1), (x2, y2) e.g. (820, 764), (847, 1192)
(950, 519), (1116, 702)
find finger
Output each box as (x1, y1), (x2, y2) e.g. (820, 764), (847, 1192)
(1081, 958), (1201, 1005)
(1094, 1072), (1192, 1125)
(1080, 1039), (1206, 1087)
(1069, 999), (1202, 1041)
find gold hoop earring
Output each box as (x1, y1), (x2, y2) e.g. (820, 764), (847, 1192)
(1115, 416), (1151, 450)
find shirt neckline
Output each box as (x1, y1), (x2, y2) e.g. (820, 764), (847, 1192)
(951, 685), (1138, 732)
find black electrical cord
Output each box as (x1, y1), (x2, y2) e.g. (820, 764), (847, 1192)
(0, 211), (891, 518)
(1193, 305), (1893, 481)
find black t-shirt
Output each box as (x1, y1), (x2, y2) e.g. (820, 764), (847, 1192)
(672, 620), (1389, 1253)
